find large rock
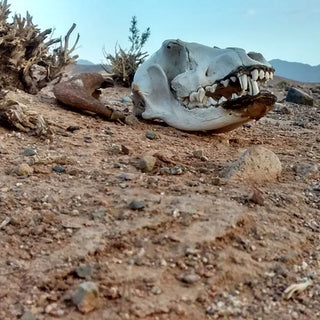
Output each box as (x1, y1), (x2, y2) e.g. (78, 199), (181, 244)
(221, 146), (282, 182)
(286, 87), (314, 106)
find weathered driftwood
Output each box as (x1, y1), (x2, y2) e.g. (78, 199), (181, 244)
(0, 0), (79, 93)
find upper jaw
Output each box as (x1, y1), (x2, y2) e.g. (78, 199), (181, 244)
(173, 65), (275, 110)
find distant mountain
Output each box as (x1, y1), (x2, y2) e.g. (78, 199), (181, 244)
(269, 59), (320, 83)
(76, 59), (95, 65)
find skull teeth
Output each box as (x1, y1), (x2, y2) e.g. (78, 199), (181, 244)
(181, 67), (273, 109)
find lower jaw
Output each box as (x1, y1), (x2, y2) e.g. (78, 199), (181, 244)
(170, 91), (277, 132)
(222, 91), (277, 119)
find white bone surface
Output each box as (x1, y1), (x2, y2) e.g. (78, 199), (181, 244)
(132, 39), (274, 131)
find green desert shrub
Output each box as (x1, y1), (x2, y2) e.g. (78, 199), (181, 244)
(103, 16), (150, 87)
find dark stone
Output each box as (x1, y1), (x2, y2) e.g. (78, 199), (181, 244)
(76, 264), (93, 278)
(52, 165), (65, 173)
(21, 148), (36, 156)
(286, 87), (314, 106)
(128, 199), (146, 210)
(67, 125), (80, 132)
(145, 131), (160, 140)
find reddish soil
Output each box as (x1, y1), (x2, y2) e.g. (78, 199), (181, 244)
(0, 79), (319, 319)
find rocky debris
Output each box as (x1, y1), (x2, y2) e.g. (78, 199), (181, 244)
(221, 146), (282, 181)
(286, 87), (314, 106)
(136, 155), (157, 172)
(72, 281), (99, 314)
(294, 162), (318, 179)
(54, 73), (124, 120)
(161, 165), (185, 175)
(108, 144), (130, 155)
(128, 199), (146, 210)
(76, 264), (93, 279)
(15, 163), (34, 176)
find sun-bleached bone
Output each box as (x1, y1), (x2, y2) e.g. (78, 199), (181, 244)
(132, 39), (276, 132)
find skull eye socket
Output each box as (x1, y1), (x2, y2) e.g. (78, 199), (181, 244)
(167, 45), (171, 49)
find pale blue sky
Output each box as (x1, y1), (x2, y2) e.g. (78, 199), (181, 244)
(9, 0), (320, 66)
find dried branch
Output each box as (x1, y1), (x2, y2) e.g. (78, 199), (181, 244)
(0, 0), (80, 93)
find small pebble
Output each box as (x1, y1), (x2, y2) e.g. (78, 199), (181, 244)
(171, 165), (184, 175)
(72, 281), (99, 314)
(52, 165), (65, 173)
(145, 132), (159, 140)
(118, 173), (133, 181)
(180, 273), (200, 284)
(66, 125), (80, 132)
(21, 148), (36, 156)
(128, 199), (146, 210)
(151, 286), (162, 295)
(192, 149), (204, 158)
(76, 264), (93, 278)
(137, 155), (157, 172)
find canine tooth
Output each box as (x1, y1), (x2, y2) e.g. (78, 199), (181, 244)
(259, 70), (265, 79)
(270, 72), (273, 80)
(265, 71), (270, 80)
(218, 96), (228, 104)
(197, 87), (205, 102)
(238, 74), (248, 91)
(251, 79), (259, 96)
(231, 93), (239, 100)
(230, 76), (237, 82)
(251, 69), (259, 81)
(189, 91), (198, 102)
(221, 79), (229, 87)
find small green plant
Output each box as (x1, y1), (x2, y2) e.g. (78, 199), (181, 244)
(103, 16), (150, 87)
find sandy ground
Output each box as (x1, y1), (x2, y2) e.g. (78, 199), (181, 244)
(0, 79), (319, 319)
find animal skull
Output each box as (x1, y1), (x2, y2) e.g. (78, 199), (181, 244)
(132, 39), (276, 132)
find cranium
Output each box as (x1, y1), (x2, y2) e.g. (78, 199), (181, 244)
(132, 39), (276, 132)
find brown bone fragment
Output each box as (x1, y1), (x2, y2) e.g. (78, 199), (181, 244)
(53, 73), (118, 119)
